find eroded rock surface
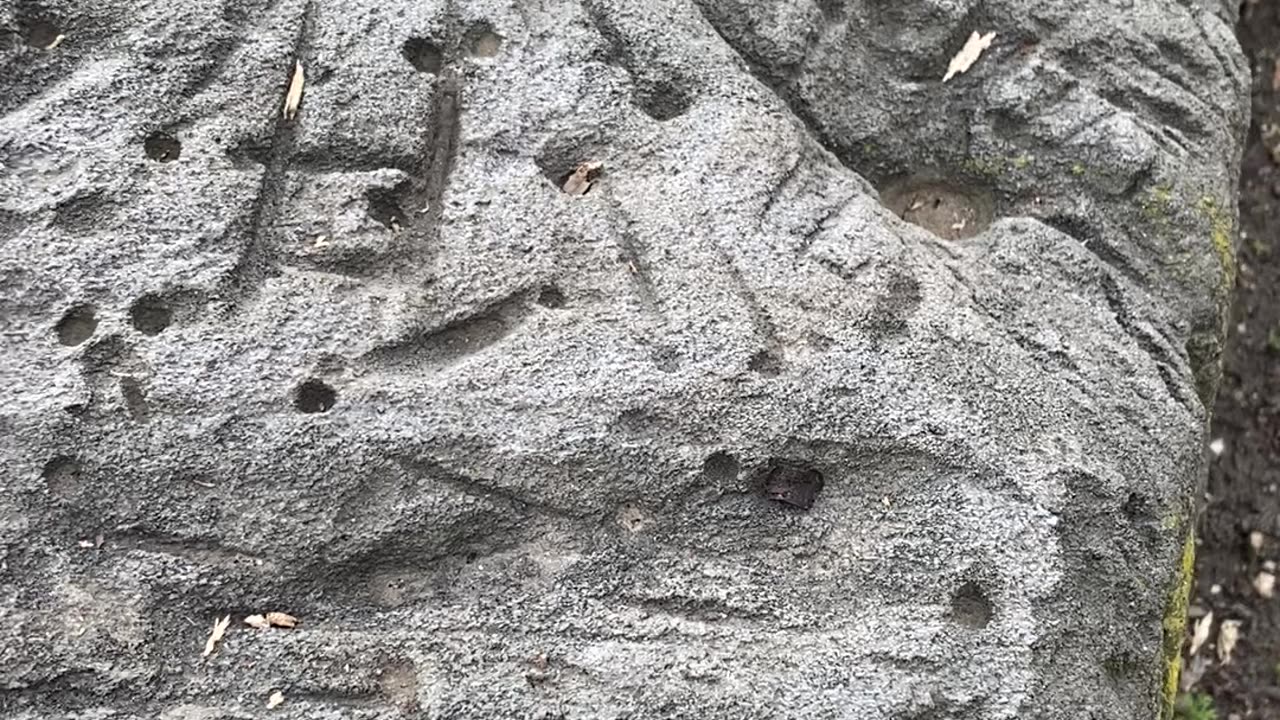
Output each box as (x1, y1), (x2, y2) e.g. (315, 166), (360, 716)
(0, 0), (1249, 718)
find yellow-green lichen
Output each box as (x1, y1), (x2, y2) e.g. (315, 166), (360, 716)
(1141, 183), (1175, 223)
(1070, 162), (1086, 177)
(1198, 196), (1236, 293)
(1159, 529), (1196, 720)
(960, 154), (1038, 182)
(963, 156), (1005, 179)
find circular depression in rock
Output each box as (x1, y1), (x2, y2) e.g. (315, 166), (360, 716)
(881, 177), (994, 241)
(129, 294), (172, 335)
(55, 304), (97, 346)
(25, 20), (61, 49)
(465, 24), (502, 57)
(402, 37), (444, 74)
(144, 133), (181, 162)
(949, 580), (994, 629)
(294, 379), (337, 413)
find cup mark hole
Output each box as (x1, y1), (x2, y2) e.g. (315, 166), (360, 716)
(294, 379), (337, 413)
(42, 455), (82, 499)
(25, 20), (62, 49)
(762, 461), (823, 509)
(949, 581), (994, 629)
(465, 23), (502, 58)
(129, 294), (172, 335)
(402, 37), (444, 74)
(881, 176), (994, 241)
(144, 133), (181, 162)
(747, 349), (783, 377)
(536, 285), (566, 308)
(702, 452), (740, 485)
(55, 304), (97, 346)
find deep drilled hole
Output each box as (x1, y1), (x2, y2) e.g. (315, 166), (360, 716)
(536, 285), (566, 308)
(55, 304), (97, 346)
(762, 461), (824, 509)
(144, 133), (181, 162)
(402, 37), (444, 73)
(366, 189), (409, 231)
(702, 452), (740, 485)
(747, 349), (783, 377)
(25, 20), (61, 49)
(949, 581), (994, 629)
(293, 379), (337, 413)
(534, 131), (605, 189)
(129, 294), (172, 335)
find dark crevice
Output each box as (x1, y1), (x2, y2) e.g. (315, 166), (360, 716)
(396, 456), (585, 523)
(362, 288), (537, 370)
(691, 2), (856, 176)
(218, 0), (318, 314)
(616, 225), (662, 319)
(410, 65), (463, 262)
(797, 196), (855, 255)
(759, 152), (805, 220)
(1097, 271), (1197, 416)
(708, 229), (781, 363)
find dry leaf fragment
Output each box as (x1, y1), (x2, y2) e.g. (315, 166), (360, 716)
(1256, 571), (1276, 599)
(1273, 59), (1280, 92)
(202, 615), (232, 657)
(1181, 653), (1210, 692)
(1190, 611), (1213, 656)
(561, 161), (603, 196)
(943, 31), (997, 83)
(265, 611), (298, 628)
(1217, 619), (1242, 664)
(267, 690), (285, 709)
(244, 614), (271, 630)
(283, 60), (305, 121)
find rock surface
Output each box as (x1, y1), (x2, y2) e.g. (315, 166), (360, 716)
(0, 0), (1249, 718)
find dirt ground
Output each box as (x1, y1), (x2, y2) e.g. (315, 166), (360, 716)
(1187, 2), (1280, 717)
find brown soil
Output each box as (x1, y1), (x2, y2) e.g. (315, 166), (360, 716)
(1190, 2), (1280, 717)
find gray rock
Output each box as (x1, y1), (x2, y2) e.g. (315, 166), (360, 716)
(0, 0), (1247, 718)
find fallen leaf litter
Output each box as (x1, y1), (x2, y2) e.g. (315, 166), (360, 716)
(944, 31), (996, 82)
(561, 161), (603, 196)
(202, 615), (232, 657)
(283, 60), (305, 121)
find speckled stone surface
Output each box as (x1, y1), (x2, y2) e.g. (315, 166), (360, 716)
(0, 0), (1248, 717)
